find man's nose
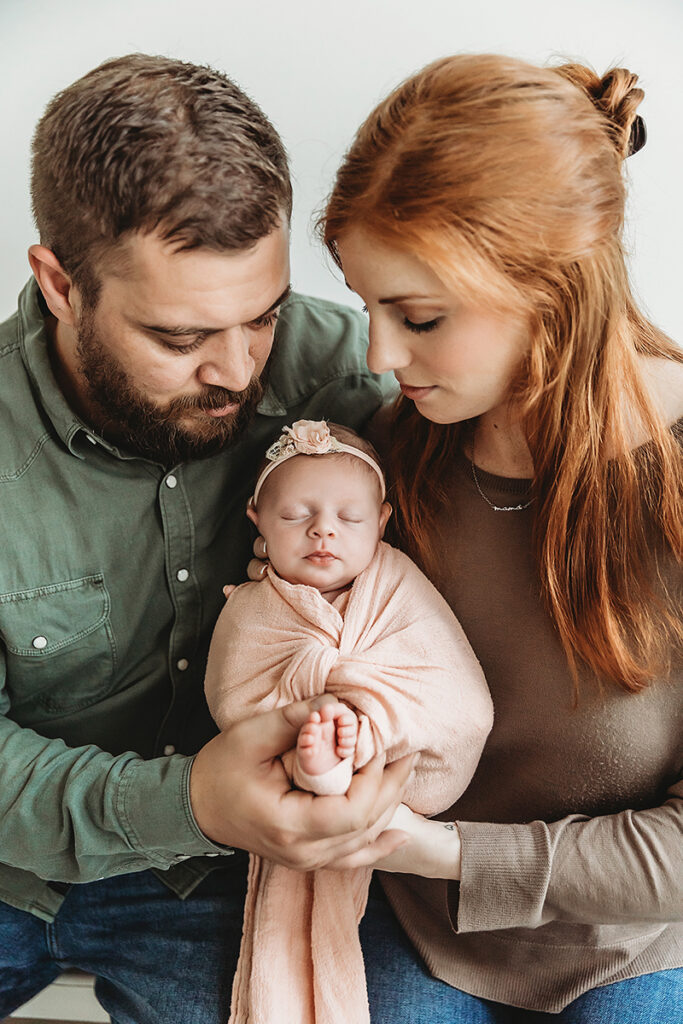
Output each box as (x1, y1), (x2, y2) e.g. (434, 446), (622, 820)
(196, 329), (255, 391)
(366, 318), (411, 376)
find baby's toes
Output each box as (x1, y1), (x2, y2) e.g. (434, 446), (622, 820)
(298, 723), (319, 749)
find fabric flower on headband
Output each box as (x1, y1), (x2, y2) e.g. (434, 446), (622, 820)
(253, 419), (386, 505)
(265, 420), (344, 461)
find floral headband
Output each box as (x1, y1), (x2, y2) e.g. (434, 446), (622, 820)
(252, 420), (386, 505)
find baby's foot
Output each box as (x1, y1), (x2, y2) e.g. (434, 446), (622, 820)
(296, 702), (358, 776)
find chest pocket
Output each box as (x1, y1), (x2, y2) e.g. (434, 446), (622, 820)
(0, 574), (117, 719)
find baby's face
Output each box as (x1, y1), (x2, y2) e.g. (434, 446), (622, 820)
(249, 454), (391, 598)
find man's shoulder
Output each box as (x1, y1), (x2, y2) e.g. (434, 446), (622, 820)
(0, 307), (21, 355)
(0, 305), (52, 479)
(272, 292), (370, 386)
(261, 291), (394, 427)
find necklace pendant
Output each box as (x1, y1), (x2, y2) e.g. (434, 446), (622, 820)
(470, 453), (533, 512)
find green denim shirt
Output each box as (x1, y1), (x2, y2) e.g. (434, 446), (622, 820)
(0, 278), (389, 922)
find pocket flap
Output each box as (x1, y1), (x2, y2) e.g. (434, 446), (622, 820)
(0, 575), (110, 656)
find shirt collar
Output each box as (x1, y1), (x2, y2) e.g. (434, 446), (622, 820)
(18, 278), (122, 459)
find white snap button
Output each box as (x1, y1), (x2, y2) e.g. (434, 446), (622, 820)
(165, 475), (178, 489)
(176, 568), (189, 582)
(177, 658), (189, 671)
(163, 744), (176, 756)
(32, 635), (48, 650)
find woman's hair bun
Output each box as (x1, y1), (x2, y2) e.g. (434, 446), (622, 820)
(555, 63), (646, 158)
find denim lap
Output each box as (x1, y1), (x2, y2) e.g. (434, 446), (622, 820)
(360, 885), (682, 1024)
(0, 856), (248, 1024)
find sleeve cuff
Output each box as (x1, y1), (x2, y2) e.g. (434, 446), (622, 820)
(450, 819), (553, 933)
(117, 754), (235, 869)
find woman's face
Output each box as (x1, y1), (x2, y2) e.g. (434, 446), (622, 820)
(336, 227), (531, 426)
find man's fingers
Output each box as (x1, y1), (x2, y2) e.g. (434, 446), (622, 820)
(238, 698), (363, 767)
(286, 751), (417, 843)
(246, 557), (269, 581)
(234, 701), (311, 762)
(346, 751), (417, 820)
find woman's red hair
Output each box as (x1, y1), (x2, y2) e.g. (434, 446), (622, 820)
(321, 54), (682, 693)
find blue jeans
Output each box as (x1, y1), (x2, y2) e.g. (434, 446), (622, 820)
(359, 882), (682, 1023)
(0, 854), (248, 1024)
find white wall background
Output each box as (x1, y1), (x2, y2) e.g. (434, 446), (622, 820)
(1, 0), (681, 340)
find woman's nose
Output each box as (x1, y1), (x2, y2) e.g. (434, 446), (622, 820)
(366, 318), (411, 375)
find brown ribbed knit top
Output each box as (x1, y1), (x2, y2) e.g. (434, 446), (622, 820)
(380, 434), (682, 1012)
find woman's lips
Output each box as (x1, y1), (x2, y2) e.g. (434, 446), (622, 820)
(399, 383), (436, 401)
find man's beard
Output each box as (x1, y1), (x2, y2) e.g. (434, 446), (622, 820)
(76, 313), (266, 466)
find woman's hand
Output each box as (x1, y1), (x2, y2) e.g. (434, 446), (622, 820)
(324, 803), (462, 879)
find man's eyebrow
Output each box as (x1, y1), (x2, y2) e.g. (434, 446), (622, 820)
(256, 284), (292, 319)
(139, 284), (292, 336)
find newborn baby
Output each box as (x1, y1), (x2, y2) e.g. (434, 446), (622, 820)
(204, 420), (493, 1024)
(244, 420), (391, 795)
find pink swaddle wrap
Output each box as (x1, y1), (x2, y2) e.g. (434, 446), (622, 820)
(205, 541), (493, 1024)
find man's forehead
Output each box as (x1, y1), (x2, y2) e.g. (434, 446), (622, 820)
(98, 226), (291, 327)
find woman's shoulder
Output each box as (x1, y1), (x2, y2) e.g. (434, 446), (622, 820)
(639, 354), (683, 427)
(618, 354), (683, 453)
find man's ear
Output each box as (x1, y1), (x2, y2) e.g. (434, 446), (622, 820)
(28, 245), (78, 326)
(379, 502), (392, 537)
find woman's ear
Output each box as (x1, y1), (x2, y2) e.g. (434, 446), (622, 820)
(379, 502), (393, 537)
(27, 245), (78, 326)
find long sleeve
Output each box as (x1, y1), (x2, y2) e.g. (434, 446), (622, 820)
(453, 775), (683, 932)
(0, 680), (222, 885)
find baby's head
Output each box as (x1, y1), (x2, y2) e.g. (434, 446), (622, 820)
(247, 421), (392, 599)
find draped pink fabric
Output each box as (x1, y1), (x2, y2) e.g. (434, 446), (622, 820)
(205, 542), (493, 1024)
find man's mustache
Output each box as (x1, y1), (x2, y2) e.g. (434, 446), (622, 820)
(167, 378), (264, 414)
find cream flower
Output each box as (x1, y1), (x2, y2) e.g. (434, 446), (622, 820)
(283, 420), (335, 455)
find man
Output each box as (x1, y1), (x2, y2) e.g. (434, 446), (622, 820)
(0, 54), (410, 1022)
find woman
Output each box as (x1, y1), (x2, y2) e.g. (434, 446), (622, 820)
(319, 55), (682, 1021)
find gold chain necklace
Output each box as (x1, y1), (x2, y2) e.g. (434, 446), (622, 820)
(469, 429), (533, 512)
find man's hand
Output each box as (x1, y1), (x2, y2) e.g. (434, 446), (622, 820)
(189, 697), (415, 870)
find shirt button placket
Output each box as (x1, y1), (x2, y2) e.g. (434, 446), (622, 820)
(159, 469), (200, 751)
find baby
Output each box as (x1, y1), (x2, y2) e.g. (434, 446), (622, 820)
(204, 420), (493, 1024)
(245, 420), (391, 795)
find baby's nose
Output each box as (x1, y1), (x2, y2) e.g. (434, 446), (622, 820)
(309, 515), (335, 537)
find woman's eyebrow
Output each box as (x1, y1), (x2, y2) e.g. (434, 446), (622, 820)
(378, 294), (436, 304)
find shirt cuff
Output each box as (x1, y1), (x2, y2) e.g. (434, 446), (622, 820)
(449, 819), (552, 933)
(117, 754), (235, 868)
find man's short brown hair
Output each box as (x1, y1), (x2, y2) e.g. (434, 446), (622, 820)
(31, 53), (292, 301)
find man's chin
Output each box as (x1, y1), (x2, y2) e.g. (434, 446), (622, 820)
(124, 398), (260, 465)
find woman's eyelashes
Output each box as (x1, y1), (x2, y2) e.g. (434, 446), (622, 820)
(359, 304), (441, 334)
(403, 316), (441, 334)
